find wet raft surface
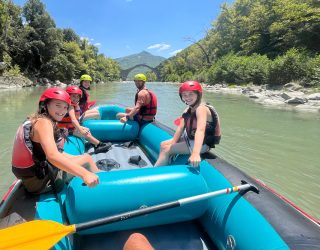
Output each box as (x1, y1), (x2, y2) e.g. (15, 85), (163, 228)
(89, 141), (153, 171)
(76, 221), (214, 250)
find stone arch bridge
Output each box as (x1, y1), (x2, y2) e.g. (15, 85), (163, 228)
(120, 64), (160, 80)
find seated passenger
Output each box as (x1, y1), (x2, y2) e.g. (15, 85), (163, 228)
(116, 73), (157, 125)
(154, 81), (221, 168)
(78, 74), (100, 121)
(58, 86), (111, 153)
(11, 88), (99, 194)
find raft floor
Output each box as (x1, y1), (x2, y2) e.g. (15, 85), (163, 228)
(76, 220), (215, 250)
(89, 141), (154, 171)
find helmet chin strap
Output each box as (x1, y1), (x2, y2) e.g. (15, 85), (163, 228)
(80, 83), (90, 90)
(81, 86), (90, 90)
(189, 101), (200, 109)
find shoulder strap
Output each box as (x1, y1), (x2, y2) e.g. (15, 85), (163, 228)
(23, 120), (33, 153)
(205, 104), (218, 123)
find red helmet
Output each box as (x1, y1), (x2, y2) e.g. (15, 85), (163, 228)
(66, 85), (83, 97)
(39, 87), (71, 105)
(179, 81), (203, 94)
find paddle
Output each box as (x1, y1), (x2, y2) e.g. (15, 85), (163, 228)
(0, 183), (256, 250)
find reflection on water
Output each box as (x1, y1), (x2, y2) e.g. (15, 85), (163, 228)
(0, 83), (319, 219)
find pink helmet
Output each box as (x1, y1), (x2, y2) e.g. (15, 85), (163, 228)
(179, 81), (203, 94)
(39, 88), (71, 105)
(179, 81), (203, 106)
(66, 85), (83, 97)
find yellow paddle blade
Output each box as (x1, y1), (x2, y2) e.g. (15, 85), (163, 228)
(0, 220), (76, 250)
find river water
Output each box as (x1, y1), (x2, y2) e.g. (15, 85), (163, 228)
(0, 82), (319, 219)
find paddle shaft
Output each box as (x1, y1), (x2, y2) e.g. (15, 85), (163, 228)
(0, 183), (254, 250)
(76, 183), (252, 232)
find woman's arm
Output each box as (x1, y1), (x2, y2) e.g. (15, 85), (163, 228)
(33, 118), (98, 187)
(69, 107), (89, 135)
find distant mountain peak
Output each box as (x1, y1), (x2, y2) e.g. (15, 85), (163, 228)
(139, 50), (152, 55)
(115, 51), (165, 69)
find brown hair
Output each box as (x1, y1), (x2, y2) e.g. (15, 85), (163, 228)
(28, 99), (60, 136)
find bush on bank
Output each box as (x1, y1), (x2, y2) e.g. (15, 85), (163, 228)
(206, 49), (320, 87)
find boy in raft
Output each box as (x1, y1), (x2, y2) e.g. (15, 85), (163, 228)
(155, 81), (221, 168)
(58, 86), (111, 154)
(78, 74), (100, 121)
(116, 73), (157, 125)
(11, 88), (99, 193)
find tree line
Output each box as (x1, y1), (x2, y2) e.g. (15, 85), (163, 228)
(0, 0), (120, 83)
(157, 0), (320, 87)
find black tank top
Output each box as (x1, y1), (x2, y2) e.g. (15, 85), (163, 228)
(31, 141), (46, 162)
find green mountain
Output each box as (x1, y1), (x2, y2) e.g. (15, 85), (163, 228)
(115, 51), (165, 80)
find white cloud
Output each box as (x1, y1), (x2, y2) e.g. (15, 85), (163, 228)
(80, 36), (89, 41)
(169, 49), (182, 56)
(147, 43), (171, 51)
(94, 43), (101, 47)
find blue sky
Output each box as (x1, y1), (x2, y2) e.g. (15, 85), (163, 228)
(13, 0), (233, 59)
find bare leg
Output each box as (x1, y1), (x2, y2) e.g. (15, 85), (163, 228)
(81, 109), (100, 122)
(123, 233), (154, 250)
(154, 140), (190, 167)
(73, 129), (100, 146)
(85, 134), (99, 145)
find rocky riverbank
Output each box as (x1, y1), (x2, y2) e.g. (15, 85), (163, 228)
(205, 83), (320, 113)
(0, 76), (34, 89)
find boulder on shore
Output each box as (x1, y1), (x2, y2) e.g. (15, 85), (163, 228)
(205, 83), (320, 113)
(0, 76), (33, 89)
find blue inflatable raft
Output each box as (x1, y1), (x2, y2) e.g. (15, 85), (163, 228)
(1, 104), (319, 250)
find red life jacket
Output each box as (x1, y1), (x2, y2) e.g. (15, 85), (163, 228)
(12, 120), (34, 169)
(57, 104), (81, 130)
(182, 104), (221, 148)
(134, 89), (157, 121)
(11, 120), (64, 178)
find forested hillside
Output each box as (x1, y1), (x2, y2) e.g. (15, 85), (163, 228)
(158, 0), (320, 87)
(0, 0), (120, 83)
(2, 0), (319, 86)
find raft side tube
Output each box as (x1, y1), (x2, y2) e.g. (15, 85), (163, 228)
(65, 166), (208, 235)
(97, 105), (125, 120)
(139, 122), (173, 162)
(198, 161), (289, 250)
(82, 120), (140, 142)
(200, 155), (320, 250)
